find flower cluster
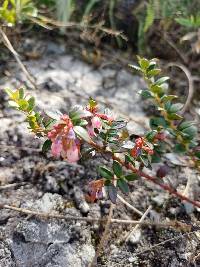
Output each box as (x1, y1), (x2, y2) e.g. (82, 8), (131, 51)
(85, 99), (114, 137)
(130, 137), (154, 158)
(47, 114), (80, 163)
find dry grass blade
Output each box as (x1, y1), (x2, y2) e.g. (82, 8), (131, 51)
(0, 182), (27, 190)
(133, 230), (199, 257)
(0, 28), (37, 89)
(0, 204), (195, 231)
(90, 202), (115, 267)
(166, 62), (194, 113)
(125, 205), (152, 242)
(117, 194), (143, 216)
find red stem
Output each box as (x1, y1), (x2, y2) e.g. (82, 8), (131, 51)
(112, 155), (200, 209)
(89, 141), (200, 209)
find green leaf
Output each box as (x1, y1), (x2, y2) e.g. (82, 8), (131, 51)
(164, 101), (171, 111)
(150, 117), (167, 129)
(174, 144), (186, 153)
(178, 121), (196, 131)
(45, 110), (62, 120)
(74, 126), (92, 143)
(69, 106), (91, 121)
(167, 113), (183, 120)
(139, 89), (153, 99)
(107, 185), (117, 204)
(139, 58), (149, 70)
(79, 119), (88, 127)
(125, 154), (135, 165)
(129, 64), (142, 72)
(195, 151), (200, 159)
(42, 139), (52, 153)
(181, 126), (197, 140)
(161, 95), (178, 103)
(155, 77), (170, 85)
(117, 179), (129, 195)
(27, 96), (35, 111)
(166, 127), (177, 137)
(11, 90), (20, 100)
(88, 97), (97, 108)
(140, 155), (149, 167)
(168, 103), (183, 113)
(125, 173), (139, 181)
(147, 69), (161, 77)
(18, 88), (24, 99)
(99, 166), (113, 180)
(8, 100), (19, 108)
(145, 130), (157, 141)
(43, 118), (56, 129)
(151, 153), (161, 163)
(144, 2), (155, 32)
(4, 88), (13, 98)
(150, 84), (163, 94)
(175, 17), (197, 28)
(113, 160), (122, 178)
(18, 99), (28, 110)
(147, 61), (157, 71)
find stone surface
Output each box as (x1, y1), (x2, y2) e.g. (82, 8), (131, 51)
(128, 229), (142, 245)
(1, 193), (95, 267)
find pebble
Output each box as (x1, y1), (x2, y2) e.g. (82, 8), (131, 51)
(128, 229), (142, 245)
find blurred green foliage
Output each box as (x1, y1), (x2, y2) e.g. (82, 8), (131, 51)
(0, 0), (38, 26)
(1, 0), (200, 54)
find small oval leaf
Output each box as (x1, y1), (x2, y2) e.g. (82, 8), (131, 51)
(113, 160), (122, 178)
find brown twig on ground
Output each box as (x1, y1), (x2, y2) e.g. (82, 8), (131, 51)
(166, 62), (194, 113)
(133, 230), (199, 257)
(0, 28), (37, 89)
(88, 141), (200, 209)
(111, 154), (200, 209)
(125, 205), (152, 242)
(90, 201), (115, 267)
(164, 33), (188, 64)
(0, 204), (194, 231)
(117, 194), (143, 216)
(0, 182), (27, 190)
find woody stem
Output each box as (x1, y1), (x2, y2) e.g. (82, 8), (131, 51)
(112, 154), (200, 209)
(89, 141), (200, 209)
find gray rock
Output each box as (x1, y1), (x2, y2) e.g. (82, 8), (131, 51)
(23, 193), (65, 213)
(0, 241), (15, 267)
(128, 229), (142, 245)
(10, 218), (95, 267)
(151, 193), (168, 206)
(73, 186), (90, 214)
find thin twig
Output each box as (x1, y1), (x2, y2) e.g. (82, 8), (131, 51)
(90, 202), (115, 267)
(166, 62), (194, 113)
(117, 194), (143, 216)
(133, 230), (199, 257)
(0, 28), (37, 89)
(164, 33), (188, 64)
(0, 204), (194, 231)
(183, 167), (192, 197)
(125, 205), (152, 242)
(0, 182), (27, 190)
(110, 154), (200, 209)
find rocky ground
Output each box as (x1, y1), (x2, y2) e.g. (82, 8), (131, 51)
(0, 38), (200, 267)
